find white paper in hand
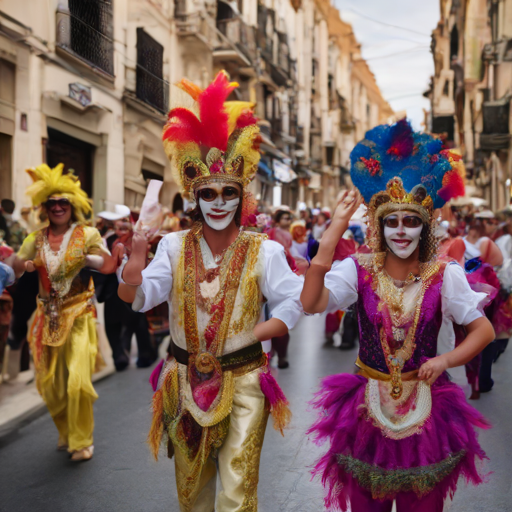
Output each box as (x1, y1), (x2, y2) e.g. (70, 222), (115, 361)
(135, 179), (164, 239)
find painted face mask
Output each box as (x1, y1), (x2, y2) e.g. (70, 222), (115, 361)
(197, 183), (241, 231)
(383, 211), (423, 259)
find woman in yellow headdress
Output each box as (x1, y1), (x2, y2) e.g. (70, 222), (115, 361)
(13, 164), (122, 461)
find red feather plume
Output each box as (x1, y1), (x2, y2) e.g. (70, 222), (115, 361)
(438, 169), (465, 202)
(387, 119), (414, 158)
(163, 71), (238, 152)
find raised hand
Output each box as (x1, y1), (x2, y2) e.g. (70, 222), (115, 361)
(332, 189), (362, 225)
(122, 232), (149, 286)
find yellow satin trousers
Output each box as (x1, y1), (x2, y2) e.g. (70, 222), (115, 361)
(36, 312), (98, 452)
(174, 367), (269, 512)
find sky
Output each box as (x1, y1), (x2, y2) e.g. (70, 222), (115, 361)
(335, 0), (441, 130)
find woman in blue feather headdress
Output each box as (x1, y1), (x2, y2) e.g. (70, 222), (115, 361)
(301, 120), (494, 511)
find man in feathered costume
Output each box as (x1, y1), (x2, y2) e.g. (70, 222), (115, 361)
(301, 120), (494, 511)
(118, 71), (303, 511)
(13, 164), (122, 461)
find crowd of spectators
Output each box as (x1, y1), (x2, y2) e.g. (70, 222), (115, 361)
(2, 192), (511, 399)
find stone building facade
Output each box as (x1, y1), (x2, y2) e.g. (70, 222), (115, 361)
(427, 0), (512, 210)
(0, 0), (391, 214)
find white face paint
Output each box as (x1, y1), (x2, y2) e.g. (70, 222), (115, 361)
(198, 182), (241, 231)
(383, 210), (423, 259)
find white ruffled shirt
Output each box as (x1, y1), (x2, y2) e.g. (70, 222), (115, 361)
(324, 258), (486, 389)
(122, 231), (303, 353)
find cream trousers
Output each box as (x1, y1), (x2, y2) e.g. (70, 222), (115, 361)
(174, 367), (269, 512)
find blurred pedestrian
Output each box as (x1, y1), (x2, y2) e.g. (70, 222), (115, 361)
(463, 214), (504, 395)
(1, 199), (27, 252)
(95, 205), (157, 371)
(0, 244), (15, 374)
(267, 209), (298, 368)
(312, 211), (328, 240)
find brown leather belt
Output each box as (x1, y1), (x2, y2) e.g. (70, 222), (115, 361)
(171, 341), (264, 372)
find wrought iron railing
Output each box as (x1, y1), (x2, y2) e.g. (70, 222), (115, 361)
(216, 17), (256, 63)
(136, 28), (168, 113)
(57, 0), (114, 76)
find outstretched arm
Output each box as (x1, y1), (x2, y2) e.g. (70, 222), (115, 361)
(85, 244), (124, 274)
(301, 190), (361, 314)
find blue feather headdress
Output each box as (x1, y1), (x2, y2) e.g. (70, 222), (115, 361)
(350, 119), (464, 213)
(350, 120), (465, 260)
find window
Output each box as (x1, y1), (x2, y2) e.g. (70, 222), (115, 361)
(325, 146), (334, 166)
(483, 100), (510, 135)
(46, 128), (94, 197)
(136, 28), (166, 113)
(68, 0), (114, 75)
(450, 25), (459, 60)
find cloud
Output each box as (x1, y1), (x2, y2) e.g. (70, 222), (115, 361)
(335, 0), (439, 129)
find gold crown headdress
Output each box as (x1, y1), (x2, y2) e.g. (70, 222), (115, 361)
(369, 178), (433, 224)
(162, 71), (261, 200)
(26, 163), (92, 223)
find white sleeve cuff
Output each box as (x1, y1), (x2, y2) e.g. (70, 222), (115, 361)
(132, 286), (147, 312)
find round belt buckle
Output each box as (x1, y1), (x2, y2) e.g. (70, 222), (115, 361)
(195, 351), (221, 374)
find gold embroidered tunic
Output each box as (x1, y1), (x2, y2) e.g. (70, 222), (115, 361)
(129, 226), (303, 512)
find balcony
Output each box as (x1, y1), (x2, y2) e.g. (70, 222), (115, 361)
(483, 99), (510, 134)
(256, 29), (274, 64)
(175, 12), (220, 49)
(56, 0), (114, 77)
(215, 17), (255, 66)
(480, 99), (510, 151)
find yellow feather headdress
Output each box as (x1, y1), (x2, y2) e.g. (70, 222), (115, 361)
(162, 71), (261, 200)
(26, 163), (92, 224)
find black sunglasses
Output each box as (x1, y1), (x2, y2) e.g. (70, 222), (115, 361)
(197, 186), (240, 203)
(383, 215), (423, 229)
(45, 198), (71, 209)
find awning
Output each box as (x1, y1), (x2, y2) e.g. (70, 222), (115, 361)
(260, 142), (290, 161)
(273, 160), (297, 183)
(257, 160), (274, 185)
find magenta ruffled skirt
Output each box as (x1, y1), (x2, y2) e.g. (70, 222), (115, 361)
(308, 373), (490, 511)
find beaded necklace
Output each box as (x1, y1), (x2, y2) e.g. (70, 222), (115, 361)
(370, 255), (439, 399)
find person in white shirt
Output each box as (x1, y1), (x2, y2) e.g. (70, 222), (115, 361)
(118, 72), (303, 512)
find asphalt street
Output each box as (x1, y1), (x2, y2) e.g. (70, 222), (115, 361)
(0, 314), (511, 512)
